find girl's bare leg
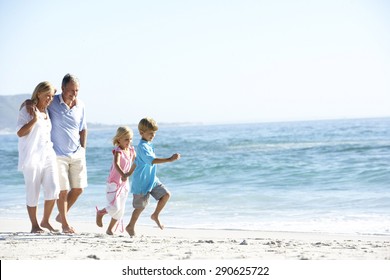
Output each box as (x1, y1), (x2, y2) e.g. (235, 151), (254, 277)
(106, 218), (118, 235)
(96, 208), (107, 227)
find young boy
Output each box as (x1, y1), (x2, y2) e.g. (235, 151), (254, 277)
(126, 117), (180, 237)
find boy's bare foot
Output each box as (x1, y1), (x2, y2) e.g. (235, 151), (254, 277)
(96, 210), (106, 227)
(40, 221), (59, 233)
(125, 226), (135, 237)
(31, 226), (45, 234)
(151, 214), (164, 230)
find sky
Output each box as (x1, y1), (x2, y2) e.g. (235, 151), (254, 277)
(0, 0), (389, 125)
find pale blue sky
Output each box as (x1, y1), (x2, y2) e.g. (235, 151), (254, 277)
(1, 0), (389, 124)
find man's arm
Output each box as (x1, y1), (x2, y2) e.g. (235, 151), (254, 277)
(80, 129), (87, 148)
(17, 109), (38, 137)
(20, 99), (35, 116)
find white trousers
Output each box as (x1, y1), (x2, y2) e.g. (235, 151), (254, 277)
(105, 182), (129, 220)
(23, 154), (60, 207)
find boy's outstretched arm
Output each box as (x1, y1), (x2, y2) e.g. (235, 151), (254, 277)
(152, 153), (181, 164)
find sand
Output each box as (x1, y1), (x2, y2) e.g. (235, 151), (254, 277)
(0, 218), (389, 260)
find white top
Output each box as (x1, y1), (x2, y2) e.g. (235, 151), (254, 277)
(17, 107), (55, 171)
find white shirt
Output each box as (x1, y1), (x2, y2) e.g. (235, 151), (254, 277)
(17, 107), (55, 171)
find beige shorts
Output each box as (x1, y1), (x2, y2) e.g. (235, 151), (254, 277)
(132, 183), (170, 209)
(57, 147), (88, 191)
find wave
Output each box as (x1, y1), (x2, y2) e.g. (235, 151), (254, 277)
(0, 128), (15, 135)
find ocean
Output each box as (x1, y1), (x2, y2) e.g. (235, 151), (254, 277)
(1, 118), (389, 235)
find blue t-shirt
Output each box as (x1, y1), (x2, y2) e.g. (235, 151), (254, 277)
(48, 94), (87, 156)
(131, 139), (161, 195)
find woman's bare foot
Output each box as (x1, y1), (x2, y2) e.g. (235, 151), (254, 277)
(55, 214), (62, 223)
(96, 209), (106, 227)
(106, 229), (114, 235)
(125, 226), (135, 237)
(31, 226), (45, 234)
(40, 221), (59, 233)
(151, 214), (164, 230)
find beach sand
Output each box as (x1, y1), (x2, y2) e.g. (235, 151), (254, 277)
(0, 218), (389, 260)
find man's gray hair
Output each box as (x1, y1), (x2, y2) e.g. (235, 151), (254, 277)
(62, 73), (79, 88)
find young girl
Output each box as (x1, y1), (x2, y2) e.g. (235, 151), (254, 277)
(96, 126), (136, 235)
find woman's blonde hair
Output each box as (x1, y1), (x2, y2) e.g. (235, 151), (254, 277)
(138, 117), (158, 133)
(31, 81), (56, 105)
(112, 126), (133, 146)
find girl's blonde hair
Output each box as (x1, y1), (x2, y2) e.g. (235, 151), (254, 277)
(31, 81), (57, 105)
(112, 126), (133, 146)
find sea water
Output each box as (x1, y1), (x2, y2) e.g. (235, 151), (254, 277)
(1, 118), (389, 235)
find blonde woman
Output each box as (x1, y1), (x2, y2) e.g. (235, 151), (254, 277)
(17, 81), (60, 233)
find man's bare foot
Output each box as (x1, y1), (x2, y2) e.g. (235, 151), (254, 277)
(55, 214), (62, 223)
(96, 209), (106, 227)
(31, 226), (45, 233)
(62, 225), (75, 234)
(125, 226), (135, 237)
(151, 214), (164, 230)
(40, 221), (59, 233)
